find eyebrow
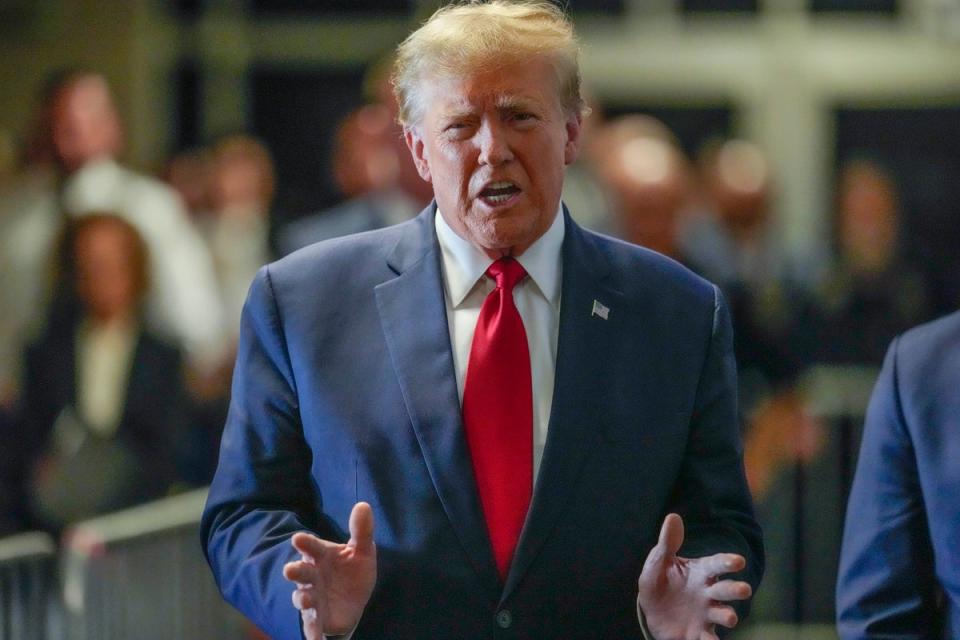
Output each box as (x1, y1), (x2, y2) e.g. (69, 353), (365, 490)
(440, 94), (542, 120)
(495, 95), (539, 112)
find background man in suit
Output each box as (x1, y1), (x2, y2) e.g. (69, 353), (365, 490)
(836, 310), (960, 638)
(202, 2), (762, 638)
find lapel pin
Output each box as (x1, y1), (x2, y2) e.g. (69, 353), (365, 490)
(591, 299), (610, 320)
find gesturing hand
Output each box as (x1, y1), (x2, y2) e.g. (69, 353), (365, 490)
(637, 514), (752, 640)
(282, 502), (377, 639)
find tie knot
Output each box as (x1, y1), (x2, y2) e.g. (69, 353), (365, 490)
(486, 257), (527, 291)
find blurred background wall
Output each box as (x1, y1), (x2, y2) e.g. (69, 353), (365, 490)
(3, 0), (959, 261)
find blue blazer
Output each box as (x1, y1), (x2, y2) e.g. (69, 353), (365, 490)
(201, 206), (762, 639)
(837, 311), (960, 639)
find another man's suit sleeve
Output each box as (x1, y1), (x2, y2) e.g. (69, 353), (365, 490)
(201, 267), (320, 640)
(836, 337), (939, 639)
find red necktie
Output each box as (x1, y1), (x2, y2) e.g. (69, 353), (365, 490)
(462, 257), (533, 581)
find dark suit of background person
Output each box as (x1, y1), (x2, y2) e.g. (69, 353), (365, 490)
(200, 202), (763, 639)
(836, 310), (960, 638)
(12, 316), (187, 530)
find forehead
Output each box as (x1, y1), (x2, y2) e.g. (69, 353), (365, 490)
(422, 58), (561, 115)
(55, 78), (111, 120)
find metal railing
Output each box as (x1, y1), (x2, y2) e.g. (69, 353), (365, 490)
(0, 531), (60, 640)
(60, 488), (245, 640)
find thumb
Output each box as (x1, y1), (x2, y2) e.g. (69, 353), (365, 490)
(348, 502), (375, 554)
(657, 513), (684, 558)
(639, 513), (686, 589)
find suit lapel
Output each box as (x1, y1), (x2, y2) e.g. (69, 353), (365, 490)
(503, 214), (626, 601)
(374, 207), (501, 594)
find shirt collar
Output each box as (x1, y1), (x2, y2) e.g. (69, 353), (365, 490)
(435, 203), (565, 308)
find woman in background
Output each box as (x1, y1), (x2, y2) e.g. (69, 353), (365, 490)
(15, 213), (189, 531)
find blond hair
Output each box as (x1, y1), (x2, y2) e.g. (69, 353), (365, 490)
(392, 0), (584, 127)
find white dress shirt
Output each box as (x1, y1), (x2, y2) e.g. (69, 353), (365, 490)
(434, 206), (564, 484)
(76, 318), (137, 438)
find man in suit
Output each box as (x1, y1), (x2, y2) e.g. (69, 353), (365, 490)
(201, 2), (762, 638)
(836, 311), (960, 638)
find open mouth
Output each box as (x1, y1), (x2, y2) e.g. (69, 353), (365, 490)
(479, 181), (521, 205)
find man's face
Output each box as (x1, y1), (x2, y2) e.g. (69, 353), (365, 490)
(51, 77), (121, 173)
(405, 58), (581, 257)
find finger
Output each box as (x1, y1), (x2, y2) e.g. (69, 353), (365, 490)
(700, 629), (719, 640)
(705, 579), (752, 602)
(706, 604), (739, 629)
(292, 531), (333, 561)
(292, 587), (317, 612)
(348, 502), (375, 554)
(283, 560), (321, 586)
(699, 553), (746, 578)
(300, 603), (321, 637)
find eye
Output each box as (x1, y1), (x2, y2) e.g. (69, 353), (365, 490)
(442, 120), (474, 139)
(509, 111), (538, 127)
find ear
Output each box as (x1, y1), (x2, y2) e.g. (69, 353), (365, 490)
(404, 126), (433, 183)
(563, 111), (583, 166)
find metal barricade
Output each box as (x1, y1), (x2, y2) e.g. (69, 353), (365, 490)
(61, 488), (245, 640)
(0, 531), (60, 640)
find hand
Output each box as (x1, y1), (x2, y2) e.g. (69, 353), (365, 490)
(744, 390), (825, 499)
(637, 514), (752, 640)
(282, 502), (377, 638)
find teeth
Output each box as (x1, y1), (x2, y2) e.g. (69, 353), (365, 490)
(481, 181), (520, 203)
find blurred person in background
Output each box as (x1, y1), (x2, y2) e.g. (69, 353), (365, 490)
(202, 134), (275, 346)
(277, 103), (425, 254)
(164, 145), (213, 221)
(277, 58), (433, 255)
(177, 135), (278, 483)
(596, 114), (694, 262)
(683, 139), (811, 411)
(799, 158), (932, 367)
(680, 142), (819, 505)
(747, 157), (934, 625)
(8, 214), (188, 533)
(0, 69), (226, 399)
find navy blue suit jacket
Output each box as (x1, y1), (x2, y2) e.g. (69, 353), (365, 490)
(837, 311), (960, 638)
(201, 206), (762, 638)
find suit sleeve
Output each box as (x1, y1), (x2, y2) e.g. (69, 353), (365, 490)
(201, 266), (320, 640)
(835, 337), (938, 639)
(670, 285), (765, 619)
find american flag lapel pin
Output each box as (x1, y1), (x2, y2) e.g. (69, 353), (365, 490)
(591, 299), (610, 320)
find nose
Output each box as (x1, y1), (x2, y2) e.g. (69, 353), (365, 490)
(477, 119), (513, 167)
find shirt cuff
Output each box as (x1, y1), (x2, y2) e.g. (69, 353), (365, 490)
(297, 615), (358, 640)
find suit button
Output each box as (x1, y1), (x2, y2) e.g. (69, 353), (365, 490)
(496, 609), (512, 629)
